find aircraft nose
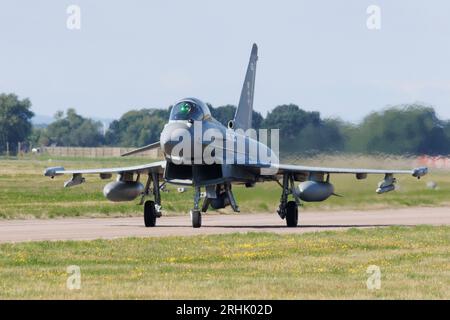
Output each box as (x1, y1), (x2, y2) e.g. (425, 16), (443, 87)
(160, 136), (176, 155)
(160, 122), (192, 156)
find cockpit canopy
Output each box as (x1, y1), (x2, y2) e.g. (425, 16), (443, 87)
(169, 98), (211, 121)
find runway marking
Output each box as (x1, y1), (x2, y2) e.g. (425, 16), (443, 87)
(0, 207), (448, 243)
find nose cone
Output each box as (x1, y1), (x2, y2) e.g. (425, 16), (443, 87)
(160, 121), (192, 157)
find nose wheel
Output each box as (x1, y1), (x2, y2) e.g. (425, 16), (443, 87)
(190, 186), (202, 228)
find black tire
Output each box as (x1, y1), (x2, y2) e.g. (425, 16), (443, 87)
(285, 201), (298, 227)
(144, 200), (157, 227)
(191, 210), (202, 228)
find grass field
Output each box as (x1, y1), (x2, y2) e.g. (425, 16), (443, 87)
(0, 155), (448, 300)
(0, 154), (449, 219)
(0, 225), (448, 299)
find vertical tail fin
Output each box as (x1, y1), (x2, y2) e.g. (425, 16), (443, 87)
(233, 43), (258, 130)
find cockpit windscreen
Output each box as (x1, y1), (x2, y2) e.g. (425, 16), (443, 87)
(170, 101), (204, 121)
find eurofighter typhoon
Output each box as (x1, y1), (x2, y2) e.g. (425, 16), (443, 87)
(45, 44), (428, 228)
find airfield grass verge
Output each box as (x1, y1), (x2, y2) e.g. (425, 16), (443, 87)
(0, 225), (448, 299)
(1, 155), (449, 219)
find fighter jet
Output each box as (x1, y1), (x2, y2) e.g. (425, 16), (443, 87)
(45, 44), (428, 228)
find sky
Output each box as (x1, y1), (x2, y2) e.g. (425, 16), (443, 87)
(1, 0), (450, 123)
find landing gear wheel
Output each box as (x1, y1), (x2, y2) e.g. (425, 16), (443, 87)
(144, 200), (157, 227)
(285, 201), (298, 227)
(190, 210), (202, 228)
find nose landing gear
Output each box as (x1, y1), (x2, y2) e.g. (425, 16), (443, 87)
(190, 183), (239, 228)
(190, 186), (202, 228)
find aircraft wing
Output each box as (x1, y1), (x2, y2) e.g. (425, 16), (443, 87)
(44, 161), (166, 187)
(244, 162), (427, 194)
(120, 141), (161, 157)
(273, 163), (427, 177)
(245, 162), (428, 179)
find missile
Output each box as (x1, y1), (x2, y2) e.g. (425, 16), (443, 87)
(44, 166), (65, 178)
(412, 167), (428, 179)
(376, 174), (396, 194)
(64, 174), (85, 188)
(376, 184), (395, 194)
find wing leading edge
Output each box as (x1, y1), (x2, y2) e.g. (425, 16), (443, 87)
(44, 161), (166, 187)
(272, 163), (428, 178)
(244, 162), (427, 195)
(45, 160), (165, 176)
(242, 162), (428, 182)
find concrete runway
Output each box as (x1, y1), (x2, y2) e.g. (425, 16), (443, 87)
(0, 207), (449, 243)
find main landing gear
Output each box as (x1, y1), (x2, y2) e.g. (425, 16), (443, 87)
(277, 173), (300, 227)
(141, 172), (162, 227)
(141, 174), (299, 228)
(144, 200), (157, 227)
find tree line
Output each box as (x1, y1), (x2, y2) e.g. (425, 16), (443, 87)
(2, 92), (450, 155)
